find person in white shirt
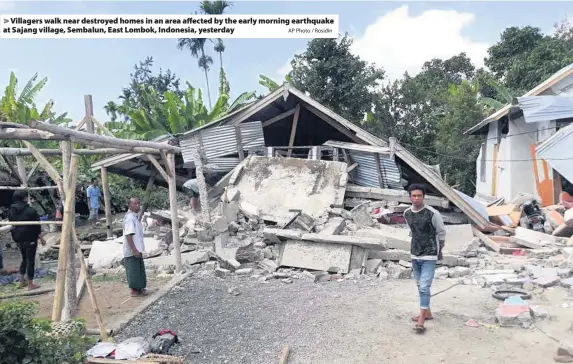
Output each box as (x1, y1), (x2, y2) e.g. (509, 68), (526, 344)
(122, 197), (147, 297)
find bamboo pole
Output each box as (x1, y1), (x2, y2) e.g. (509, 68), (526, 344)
(0, 147), (165, 156)
(22, 141), (64, 197)
(71, 225), (108, 340)
(167, 153), (182, 273)
(51, 155), (78, 322)
(0, 128), (65, 141)
(279, 344), (290, 364)
(101, 167), (113, 239)
(91, 116), (115, 137)
(0, 186), (59, 191)
(62, 141), (78, 320)
(146, 155), (169, 182)
(15, 156), (27, 187)
(29, 119), (181, 153)
(0, 221), (62, 226)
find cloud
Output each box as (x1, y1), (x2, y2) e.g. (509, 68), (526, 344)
(350, 6), (490, 81)
(275, 49), (303, 80)
(0, 1), (15, 10)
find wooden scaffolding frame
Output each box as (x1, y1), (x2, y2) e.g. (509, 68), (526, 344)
(0, 95), (190, 340)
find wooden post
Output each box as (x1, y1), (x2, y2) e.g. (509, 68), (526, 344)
(52, 155), (78, 322)
(373, 153), (386, 189)
(234, 125), (245, 161)
(101, 167), (113, 239)
(139, 173), (156, 221)
(84, 95), (94, 149)
(166, 153), (182, 273)
(22, 141), (64, 198)
(71, 226), (108, 340)
(15, 156), (27, 187)
(286, 105), (300, 158)
(190, 137), (211, 225)
(61, 140), (78, 320)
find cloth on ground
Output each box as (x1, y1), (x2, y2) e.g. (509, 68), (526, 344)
(0, 268), (50, 286)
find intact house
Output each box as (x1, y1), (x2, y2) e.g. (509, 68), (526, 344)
(465, 63), (573, 207)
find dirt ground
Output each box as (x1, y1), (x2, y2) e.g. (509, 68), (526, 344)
(117, 275), (570, 364)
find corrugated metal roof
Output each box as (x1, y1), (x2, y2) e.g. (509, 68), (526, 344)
(180, 121), (264, 165)
(465, 62), (573, 135)
(518, 95), (573, 124)
(347, 150), (402, 189)
(536, 122), (573, 183)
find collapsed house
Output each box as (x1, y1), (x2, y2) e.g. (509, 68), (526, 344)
(87, 83), (502, 276)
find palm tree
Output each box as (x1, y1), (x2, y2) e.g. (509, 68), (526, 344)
(177, 37), (213, 109)
(214, 38), (225, 68)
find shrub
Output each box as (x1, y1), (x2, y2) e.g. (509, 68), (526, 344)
(0, 301), (95, 364)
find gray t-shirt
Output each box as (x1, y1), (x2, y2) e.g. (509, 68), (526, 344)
(123, 210), (145, 257)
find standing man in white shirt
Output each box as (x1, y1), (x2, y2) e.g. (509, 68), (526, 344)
(403, 184), (447, 334)
(122, 197), (147, 297)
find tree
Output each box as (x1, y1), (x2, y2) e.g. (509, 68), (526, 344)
(485, 26), (573, 92)
(555, 18), (573, 45)
(177, 37), (213, 109)
(289, 35), (385, 123)
(434, 79), (484, 194)
(105, 57), (183, 122)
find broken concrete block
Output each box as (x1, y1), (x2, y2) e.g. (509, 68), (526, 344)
(496, 303), (532, 328)
(235, 243), (262, 263)
(434, 267), (450, 280)
(272, 272), (290, 279)
(530, 305), (550, 319)
(350, 203), (376, 228)
(288, 213), (315, 232)
(386, 263), (411, 279)
(319, 217), (346, 236)
(263, 228), (304, 244)
(215, 268), (230, 278)
(533, 276), (560, 287)
(559, 268), (572, 278)
(196, 227), (214, 242)
(448, 266), (470, 278)
(365, 259), (382, 273)
(354, 227), (410, 250)
(398, 260), (412, 268)
(371, 249), (410, 262)
(221, 201), (240, 222)
(440, 255), (468, 267)
(279, 240), (351, 274)
(258, 259), (278, 272)
(562, 277), (573, 288)
(349, 246), (367, 271)
(235, 268), (253, 276)
(239, 201), (261, 221)
(313, 271), (330, 283)
(205, 261), (217, 270)
(228, 221), (240, 234)
(212, 216), (228, 234)
(225, 187), (241, 202)
(226, 258), (241, 270)
(228, 286), (240, 296)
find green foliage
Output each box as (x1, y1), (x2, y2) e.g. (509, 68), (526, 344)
(555, 18), (573, 45)
(485, 26), (573, 91)
(0, 301), (94, 364)
(289, 35), (385, 123)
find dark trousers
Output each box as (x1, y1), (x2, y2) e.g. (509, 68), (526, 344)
(18, 242), (37, 280)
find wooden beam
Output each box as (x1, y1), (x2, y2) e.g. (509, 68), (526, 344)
(84, 95), (95, 144)
(101, 167), (113, 239)
(15, 156), (27, 187)
(190, 136), (211, 225)
(146, 155), (169, 182)
(52, 155), (78, 322)
(0, 128), (65, 141)
(167, 153), (182, 273)
(28, 120), (181, 153)
(91, 116), (115, 137)
(74, 117), (86, 131)
(0, 185), (59, 191)
(346, 163), (358, 173)
(234, 125), (245, 161)
(71, 226), (108, 340)
(303, 104), (364, 144)
(26, 161), (40, 181)
(287, 105), (300, 158)
(22, 141), (64, 197)
(261, 108), (297, 127)
(0, 147), (164, 156)
(61, 140), (77, 320)
(0, 221), (63, 226)
(373, 153), (385, 189)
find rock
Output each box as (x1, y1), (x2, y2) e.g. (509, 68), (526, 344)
(228, 286), (240, 296)
(449, 266), (470, 278)
(350, 203), (376, 228)
(466, 258), (479, 266)
(235, 243), (261, 263)
(562, 277), (573, 288)
(365, 259), (382, 274)
(530, 305), (550, 319)
(228, 221), (240, 234)
(441, 255), (468, 267)
(559, 268), (572, 278)
(378, 270), (389, 280)
(212, 216), (228, 234)
(254, 241), (266, 249)
(235, 268), (253, 276)
(225, 187), (241, 202)
(434, 267), (450, 280)
(205, 261), (217, 270)
(398, 260), (412, 268)
(215, 268), (230, 278)
(558, 340), (573, 357)
(387, 264), (411, 279)
(272, 272), (290, 279)
(281, 278), (294, 284)
(196, 227), (214, 242)
(533, 275), (560, 287)
(313, 271), (330, 283)
(373, 249), (410, 262)
(258, 259), (278, 272)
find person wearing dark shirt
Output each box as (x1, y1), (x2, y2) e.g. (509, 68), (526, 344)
(8, 190), (46, 290)
(403, 184), (447, 334)
(183, 173), (220, 212)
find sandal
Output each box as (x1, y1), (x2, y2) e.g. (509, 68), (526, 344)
(413, 324), (426, 334)
(411, 315), (433, 322)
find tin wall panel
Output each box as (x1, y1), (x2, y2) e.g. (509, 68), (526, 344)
(348, 151), (401, 189)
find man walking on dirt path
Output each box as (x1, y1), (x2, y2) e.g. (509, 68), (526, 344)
(403, 184), (446, 334)
(122, 197), (148, 297)
(86, 178), (101, 227)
